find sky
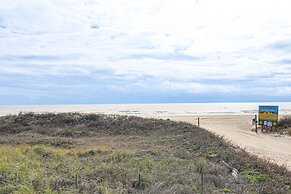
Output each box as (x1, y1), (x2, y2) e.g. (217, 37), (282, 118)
(0, 0), (291, 104)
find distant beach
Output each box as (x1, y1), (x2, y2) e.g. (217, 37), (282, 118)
(1, 102), (291, 117)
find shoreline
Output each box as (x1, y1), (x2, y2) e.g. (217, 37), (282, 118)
(1, 102), (291, 117)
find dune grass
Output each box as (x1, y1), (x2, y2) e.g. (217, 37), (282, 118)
(0, 113), (290, 193)
(278, 116), (291, 135)
(0, 145), (204, 193)
(0, 145), (146, 193)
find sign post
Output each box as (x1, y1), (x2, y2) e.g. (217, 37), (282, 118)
(252, 115), (258, 133)
(255, 115), (258, 133)
(258, 106), (279, 131)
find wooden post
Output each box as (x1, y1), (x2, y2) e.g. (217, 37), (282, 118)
(198, 117), (200, 127)
(200, 169), (204, 194)
(75, 174), (79, 189)
(138, 167), (141, 188)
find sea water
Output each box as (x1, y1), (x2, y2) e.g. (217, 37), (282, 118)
(1, 102), (291, 117)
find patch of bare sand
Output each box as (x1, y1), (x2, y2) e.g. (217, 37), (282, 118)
(160, 115), (291, 171)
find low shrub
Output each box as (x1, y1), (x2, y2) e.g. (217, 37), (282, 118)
(0, 113), (290, 193)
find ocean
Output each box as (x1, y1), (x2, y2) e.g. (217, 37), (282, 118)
(1, 102), (291, 117)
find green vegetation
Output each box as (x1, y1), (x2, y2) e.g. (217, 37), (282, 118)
(278, 116), (291, 135)
(223, 188), (232, 193)
(0, 113), (290, 193)
(242, 168), (271, 183)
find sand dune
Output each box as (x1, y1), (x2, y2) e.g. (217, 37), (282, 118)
(1, 103), (291, 170)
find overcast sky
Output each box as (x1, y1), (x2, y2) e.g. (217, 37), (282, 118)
(0, 0), (291, 104)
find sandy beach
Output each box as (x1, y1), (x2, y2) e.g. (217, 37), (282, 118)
(1, 102), (291, 170)
(164, 115), (291, 170)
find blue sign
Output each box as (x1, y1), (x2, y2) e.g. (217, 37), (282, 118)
(258, 106), (279, 127)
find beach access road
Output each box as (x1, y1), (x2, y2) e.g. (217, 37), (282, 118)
(162, 115), (291, 171)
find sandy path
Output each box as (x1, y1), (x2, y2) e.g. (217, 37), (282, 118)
(164, 115), (291, 171)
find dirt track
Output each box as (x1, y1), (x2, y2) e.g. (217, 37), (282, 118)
(166, 115), (291, 171)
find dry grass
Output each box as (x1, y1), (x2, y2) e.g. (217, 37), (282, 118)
(0, 113), (290, 194)
(278, 116), (291, 135)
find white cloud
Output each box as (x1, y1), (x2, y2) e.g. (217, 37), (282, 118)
(0, 0), (291, 98)
(163, 81), (241, 94)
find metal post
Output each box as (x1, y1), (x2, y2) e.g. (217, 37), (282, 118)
(255, 115), (258, 133)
